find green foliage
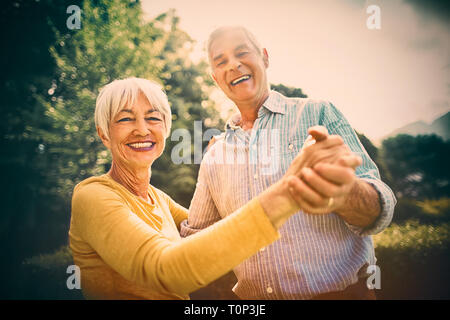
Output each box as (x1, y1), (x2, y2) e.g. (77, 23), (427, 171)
(23, 246), (74, 272)
(271, 83), (307, 98)
(381, 134), (450, 199)
(356, 131), (392, 185)
(36, 2), (223, 207)
(392, 197), (450, 224)
(0, 0), (222, 298)
(2, 0), (449, 301)
(18, 246), (83, 300)
(373, 219), (450, 299)
(374, 220), (450, 250)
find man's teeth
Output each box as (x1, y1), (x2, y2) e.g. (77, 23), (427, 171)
(128, 142), (154, 148)
(231, 75), (250, 85)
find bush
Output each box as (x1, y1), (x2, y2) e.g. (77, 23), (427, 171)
(18, 246), (83, 299)
(373, 220), (450, 299)
(392, 197), (450, 224)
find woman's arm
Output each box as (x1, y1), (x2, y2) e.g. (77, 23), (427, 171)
(72, 184), (279, 296)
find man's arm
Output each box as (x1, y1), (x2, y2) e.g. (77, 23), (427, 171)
(179, 153), (222, 238)
(336, 178), (381, 227)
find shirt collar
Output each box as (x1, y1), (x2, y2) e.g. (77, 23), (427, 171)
(225, 90), (285, 130)
(260, 90), (286, 115)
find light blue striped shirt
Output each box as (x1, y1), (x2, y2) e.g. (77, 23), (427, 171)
(180, 90), (396, 299)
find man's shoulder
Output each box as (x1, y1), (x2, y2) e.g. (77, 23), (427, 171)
(271, 91), (330, 113)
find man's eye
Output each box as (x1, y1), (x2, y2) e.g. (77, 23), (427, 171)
(147, 117), (162, 122)
(217, 60), (226, 66)
(236, 52), (248, 57)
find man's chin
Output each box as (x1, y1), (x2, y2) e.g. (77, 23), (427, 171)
(229, 90), (257, 102)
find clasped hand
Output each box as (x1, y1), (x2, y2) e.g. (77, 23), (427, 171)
(284, 126), (362, 215)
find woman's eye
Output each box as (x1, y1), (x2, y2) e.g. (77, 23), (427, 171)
(217, 60), (226, 66)
(117, 117), (132, 122)
(237, 52), (248, 57)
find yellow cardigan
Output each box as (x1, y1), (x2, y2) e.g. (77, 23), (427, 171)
(69, 174), (280, 299)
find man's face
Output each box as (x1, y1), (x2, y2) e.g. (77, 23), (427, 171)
(209, 29), (269, 106)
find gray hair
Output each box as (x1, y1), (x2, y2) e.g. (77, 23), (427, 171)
(95, 77), (172, 140)
(206, 26), (264, 62)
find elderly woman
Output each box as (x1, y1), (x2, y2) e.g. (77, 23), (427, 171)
(69, 77), (359, 300)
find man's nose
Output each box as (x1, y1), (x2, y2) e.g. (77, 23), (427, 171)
(227, 57), (241, 71)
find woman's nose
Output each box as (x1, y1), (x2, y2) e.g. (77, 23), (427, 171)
(133, 118), (151, 136)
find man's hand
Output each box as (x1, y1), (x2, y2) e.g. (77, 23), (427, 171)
(285, 125), (362, 215)
(286, 161), (359, 214)
(285, 126), (381, 228)
(258, 126), (378, 229)
(284, 126), (359, 178)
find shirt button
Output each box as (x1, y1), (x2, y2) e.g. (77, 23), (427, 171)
(254, 174), (258, 180)
(266, 286), (273, 294)
(288, 144), (294, 150)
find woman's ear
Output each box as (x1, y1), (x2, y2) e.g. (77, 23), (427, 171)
(97, 127), (111, 149)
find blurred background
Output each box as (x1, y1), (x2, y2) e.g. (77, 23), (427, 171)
(0, 0), (448, 299)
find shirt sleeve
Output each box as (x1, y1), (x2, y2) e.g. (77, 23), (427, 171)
(319, 101), (397, 236)
(158, 191), (189, 231)
(71, 182), (279, 296)
(179, 155), (223, 237)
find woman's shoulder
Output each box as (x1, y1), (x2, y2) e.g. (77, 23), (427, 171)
(148, 184), (172, 203)
(74, 174), (112, 193)
(72, 174), (124, 204)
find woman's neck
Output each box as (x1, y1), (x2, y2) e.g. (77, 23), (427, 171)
(108, 161), (151, 201)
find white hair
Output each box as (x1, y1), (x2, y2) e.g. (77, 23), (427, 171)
(207, 25), (264, 62)
(95, 77), (172, 140)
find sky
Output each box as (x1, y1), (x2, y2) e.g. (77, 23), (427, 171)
(141, 0), (449, 142)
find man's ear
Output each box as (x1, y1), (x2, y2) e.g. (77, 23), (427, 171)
(262, 48), (269, 68)
(97, 127), (111, 149)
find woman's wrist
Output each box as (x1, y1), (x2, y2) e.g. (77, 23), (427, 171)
(258, 177), (300, 229)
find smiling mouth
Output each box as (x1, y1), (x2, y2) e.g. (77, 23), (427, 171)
(126, 141), (155, 151)
(231, 75), (251, 86)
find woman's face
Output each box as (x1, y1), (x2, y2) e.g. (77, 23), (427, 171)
(100, 91), (166, 171)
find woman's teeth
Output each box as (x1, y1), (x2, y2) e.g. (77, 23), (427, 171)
(128, 142), (154, 148)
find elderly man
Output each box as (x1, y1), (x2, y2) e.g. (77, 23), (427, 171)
(180, 26), (396, 299)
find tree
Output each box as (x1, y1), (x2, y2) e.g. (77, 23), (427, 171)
(0, 0), (78, 299)
(356, 132), (392, 185)
(38, 3), (222, 206)
(0, 0), (223, 298)
(381, 134), (450, 199)
(271, 83), (307, 98)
